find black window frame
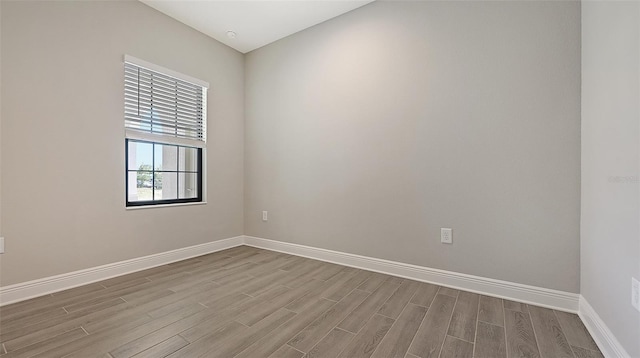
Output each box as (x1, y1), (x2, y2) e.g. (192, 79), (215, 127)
(125, 138), (203, 207)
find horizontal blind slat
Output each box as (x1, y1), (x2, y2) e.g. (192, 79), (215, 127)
(125, 63), (205, 90)
(124, 114), (203, 130)
(124, 77), (202, 97)
(125, 71), (202, 98)
(134, 76), (202, 96)
(123, 67), (204, 104)
(124, 61), (206, 143)
(125, 97), (202, 117)
(124, 117), (204, 134)
(127, 78), (203, 99)
(125, 85), (203, 107)
(124, 105), (202, 120)
(124, 125), (204, 141)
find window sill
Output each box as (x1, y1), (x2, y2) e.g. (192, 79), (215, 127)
(125, 201), (207, 210)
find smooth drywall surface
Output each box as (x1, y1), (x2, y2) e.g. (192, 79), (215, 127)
(581, 2), (640, 356)
(0, 1), (3, 273)
(245, 1), (581, 292)
(0, 1), (244, 286)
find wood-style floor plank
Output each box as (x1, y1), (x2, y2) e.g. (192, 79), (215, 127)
(337, 314), (395, 358)
(437, 287), (459, 298)
(178, 287), (286, 344)
(2, 327), (87, 358)
(234, 298), (336, 358)
(166, 321), (247, 357)
(357, 272), (390, 293)
(407, 294), (457, 358)
(312, 263), (345, 281)
(3, 303), (143, 352)
(504, 300), (529, 313)
(271, 344), (305, 358)
(286, 269), (358, 311)
(304, 328), (355, 358)
(108, 305), (230, 357)
(447, 291), (479, 342)
(0, 307), (67, 334)
(370, 303), (427, 358)
(475, 321), (507, 358)
(478, 295), (504, 326)
(129, 335), (188, 358)
(528, 305), (573, 358)
(174, 308), (295, 358)
(410, 282), (440, 307)
(129, 293), (256, 355)
(288, 289), (369, 353)
(323, 270), (372, 302)
(210, 308), (298, 357)
(37, 304), (206, 358)
(337, 280), (402, 333)
(0, 246), (602, 358)
(236, 280), (317, 326)
(1, 295), (127, 344)
(571, 345), (605, 358)
(504, 309), (541, 358)
(554, 311), (600, 352)
(440, 335), (474, 358)
(377, 280), (419, 319)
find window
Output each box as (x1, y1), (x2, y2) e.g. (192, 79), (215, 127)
(126, 140), (202, 205)
(124, 55), (208, 207)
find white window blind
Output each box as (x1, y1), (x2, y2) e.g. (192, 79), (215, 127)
(124, 55), (208, 147)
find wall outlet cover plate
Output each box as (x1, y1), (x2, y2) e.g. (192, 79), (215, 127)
(441, 228), (452, 244)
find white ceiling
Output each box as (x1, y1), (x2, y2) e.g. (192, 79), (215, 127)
(140, 0), (374, 53)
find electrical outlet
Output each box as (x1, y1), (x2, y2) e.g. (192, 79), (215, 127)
(441, 228), (452, 244)
(632, 277), (640, 312)
(0, 237), (4, 254)
(262, 211), (268, 222)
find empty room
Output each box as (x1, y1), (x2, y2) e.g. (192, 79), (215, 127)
(0, 0), (638, 357)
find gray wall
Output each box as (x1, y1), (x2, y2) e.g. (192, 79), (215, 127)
(0, 1), (245, 286)
(581, 2), (640, 356)
(245, 1), (581, 292)
(0, 1), (3, 278)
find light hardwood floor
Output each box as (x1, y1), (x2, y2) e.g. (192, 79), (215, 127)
(0, 246), (602, 358)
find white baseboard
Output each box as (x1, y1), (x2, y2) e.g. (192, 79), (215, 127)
(244, 235), (580, 313)
(2, 235), (628, 356)
(579, 296), (631, 358)
(9, 233), (632, 357)
(0, 234), (581, 314)
(0, 236), (244, 306)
